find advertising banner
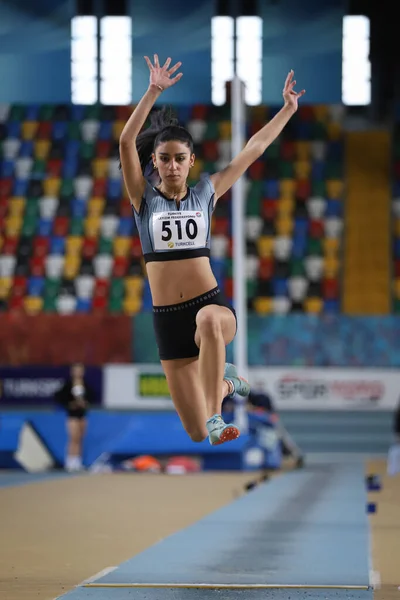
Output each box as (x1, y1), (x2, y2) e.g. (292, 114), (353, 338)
(104, 364), (400, 411)
(0, 366), (103, 408)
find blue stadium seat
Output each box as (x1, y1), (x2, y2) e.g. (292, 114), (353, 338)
(13, 178), (28, 196)
(263, 179), (280, 199)
(117, 217), (133, 236)
(142, 279), (153, 311)
(324, 299), (340, 313)
(176, 105), (192, 123)
(272, 278), (289, 296)
(311, 160), (326, 180)
(325, 199), (343, 217)
(62, 156), (78, 178)
(76, 298), (92, 313)
(71, 105), (85, 121)
(28, 276), (45, 296)
(52, 121), (68, 141)
(19, 141), (34, 157)
(292, 235), (307, 258)
(98, 121), (112, 140)
(50, 235), (66, 255)
(107, 178), (122, 199)
(210, 258), (225, 284)
(7, 121), (21, 138)
(37, 218), (53, 236)
(25, 105), (40, 121)
(1, 159), (15, 177)
(71, 197), (86, 218)
(65, 140), (81, 157)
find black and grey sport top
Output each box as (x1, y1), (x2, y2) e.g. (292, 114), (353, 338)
(133, 176), (215, 264)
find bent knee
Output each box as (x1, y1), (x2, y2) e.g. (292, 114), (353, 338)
(196, 307), (222, 337)
(186, 427), (208, 443)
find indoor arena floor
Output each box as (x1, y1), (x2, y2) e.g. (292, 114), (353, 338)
(0, 459), (398, 600)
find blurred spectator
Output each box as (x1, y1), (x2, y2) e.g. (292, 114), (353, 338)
(54, 363), (95, 472)
(223, 379), (304, 467)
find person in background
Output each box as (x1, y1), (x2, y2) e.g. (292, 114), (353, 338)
(54, 363), (95, 472)
(222, 380), (305, 467)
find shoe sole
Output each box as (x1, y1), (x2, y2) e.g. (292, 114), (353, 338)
(211, 425), (240, 446)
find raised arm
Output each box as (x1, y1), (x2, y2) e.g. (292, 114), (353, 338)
(119, 54), (183, 212)
(210, 70), (305, 201)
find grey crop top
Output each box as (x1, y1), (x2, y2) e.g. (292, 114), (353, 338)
(133, 176), (215, 264)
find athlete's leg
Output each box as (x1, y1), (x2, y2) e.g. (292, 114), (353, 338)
(194, 305), (237, 418)
(161, 357), (231, 442)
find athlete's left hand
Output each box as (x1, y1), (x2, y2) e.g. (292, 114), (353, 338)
(282, 70), (305, 111)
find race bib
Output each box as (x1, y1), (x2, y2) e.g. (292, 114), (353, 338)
(152, 211), (206, 252)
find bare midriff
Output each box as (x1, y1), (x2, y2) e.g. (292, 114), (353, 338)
(146, 256), (218, 306)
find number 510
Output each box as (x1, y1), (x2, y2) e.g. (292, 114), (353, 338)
(161, 219), (198, 241)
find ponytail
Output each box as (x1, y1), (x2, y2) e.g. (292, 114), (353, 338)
(136, 106), (194, 175)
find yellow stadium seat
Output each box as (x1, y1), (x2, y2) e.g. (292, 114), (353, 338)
(324, 255), (339, 277)
(5, 216), (22, 236)
(84, 216), (100, 237)
(250, 106), (268, 121)
(324, 237), (340, 257)
(43, 177), (61, 197)
(279, 178), (295, 198)
(314, 104), (329, 122)
(24, 296), (43, 315)
(326, 179), (343, 199)
(0, 277), (12, 300)
(34, 139), (51, 159)
(22, 121), (38, 141)
(326, 121), (342, 140)
(257, 236), (274, 258)
(66, 236), (83, 256)
(114, 236), (131, 257)
(8, 197), (25, 217)
(276, 215), (293, 236)
(87, 196), (105, 217)
(125, 275), (143, 296)
(92, 159), (109, 179)
(295, 141), (311, 160)
(123, 296), (142, 315)
(219, 121), (231, 140)
(253, 297), (273, 315)
(305, 297), (323, 314)
(294, 160), (311, 179)
(113, 121), (125, 141)
(190, 160), (204, 180)
(63, 256), (81, 279)
(277, 197), (294, 216)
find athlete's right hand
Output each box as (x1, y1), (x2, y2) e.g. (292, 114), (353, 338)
(144, 54), (183, 91)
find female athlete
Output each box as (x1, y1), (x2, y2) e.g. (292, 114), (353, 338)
(119, 54), (305, 446)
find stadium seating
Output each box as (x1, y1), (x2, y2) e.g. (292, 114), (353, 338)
(0, 102), (344, 315)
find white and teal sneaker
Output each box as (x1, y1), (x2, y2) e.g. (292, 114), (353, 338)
(206, 414), (240, 446)
(224, 363), (251, 398)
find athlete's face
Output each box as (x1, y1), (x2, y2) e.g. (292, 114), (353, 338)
(153, 141), (195, 187)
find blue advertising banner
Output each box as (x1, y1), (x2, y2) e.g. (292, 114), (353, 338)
(0, 366), (103, 408)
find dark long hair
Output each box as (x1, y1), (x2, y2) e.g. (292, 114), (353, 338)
(135, 106), (194, 176)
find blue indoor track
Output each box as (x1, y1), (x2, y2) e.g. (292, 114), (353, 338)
(56, 458), (373, 600)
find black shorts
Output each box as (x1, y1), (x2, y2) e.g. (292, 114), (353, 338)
(67, 410), (87, 420)
(152, 286), (237, 360)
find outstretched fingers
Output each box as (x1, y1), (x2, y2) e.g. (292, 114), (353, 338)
(144, 56), (153, 70)
(171, 72), (183, 84)
(168, 61), (182, 76)
(283, 69), (294, 91)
